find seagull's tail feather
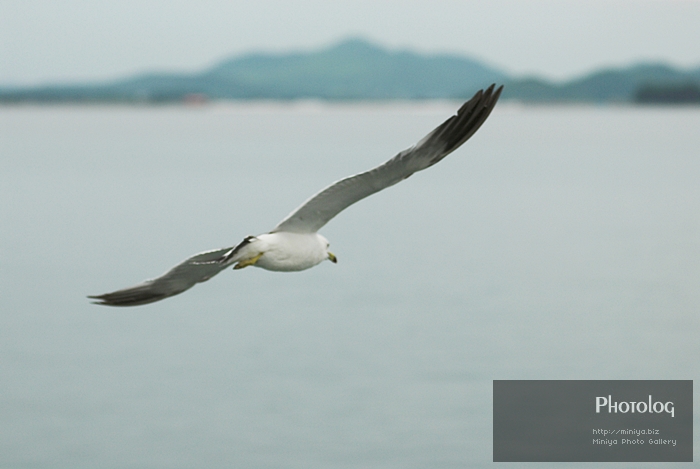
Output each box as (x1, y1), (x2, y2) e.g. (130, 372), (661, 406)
(217, 235), (256, 264)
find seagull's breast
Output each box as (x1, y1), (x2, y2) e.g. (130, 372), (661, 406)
(253, 232), (328, 272)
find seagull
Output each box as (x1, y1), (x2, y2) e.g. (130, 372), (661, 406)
(89, 84), (502, 306)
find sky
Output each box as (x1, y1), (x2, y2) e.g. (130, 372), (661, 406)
(1, 0), (699, 86)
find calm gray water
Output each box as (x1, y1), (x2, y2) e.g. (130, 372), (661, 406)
(1, 102), (699, 468)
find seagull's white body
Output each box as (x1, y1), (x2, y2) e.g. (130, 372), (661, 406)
(237, 233), (332, 272)
(90, 85), (502, 306)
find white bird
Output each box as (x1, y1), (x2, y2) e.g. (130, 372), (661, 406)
(89, 84), (503, 306)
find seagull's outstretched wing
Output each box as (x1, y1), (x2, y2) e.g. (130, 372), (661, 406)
(271, 84), (503, 234)
(89, 246), (236, 306)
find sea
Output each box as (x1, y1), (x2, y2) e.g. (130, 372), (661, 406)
(1, 101), (698, 468)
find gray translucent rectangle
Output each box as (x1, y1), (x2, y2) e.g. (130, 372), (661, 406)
(493, 380), (692, 462)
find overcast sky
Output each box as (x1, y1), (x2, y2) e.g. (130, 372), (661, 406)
(1, 0), (699, 86)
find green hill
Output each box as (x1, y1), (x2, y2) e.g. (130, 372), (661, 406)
(0, 39), (506, 102)
(203, 38), (506, 99)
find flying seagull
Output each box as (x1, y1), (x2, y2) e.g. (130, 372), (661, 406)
(89, 84), (503, 306)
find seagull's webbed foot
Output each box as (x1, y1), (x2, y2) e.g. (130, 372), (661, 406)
(233, 252), (264, 270)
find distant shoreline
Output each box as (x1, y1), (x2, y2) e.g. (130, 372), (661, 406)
(1, 39), (699, 106)
(2, 99), (698, 109)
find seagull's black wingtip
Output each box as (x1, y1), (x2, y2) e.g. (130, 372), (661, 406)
(492, 84), (504, 99)
(87, 294), (111, 306)
(87, 291), (170, 307)
(484, 83), (504, 100)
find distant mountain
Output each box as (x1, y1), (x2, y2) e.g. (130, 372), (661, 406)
(1, 38), (699, 104)
(204, 38), (507, 99)
(0, 38), (506, 102)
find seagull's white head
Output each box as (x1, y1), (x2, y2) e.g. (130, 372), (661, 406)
(317, 234), (338, 264)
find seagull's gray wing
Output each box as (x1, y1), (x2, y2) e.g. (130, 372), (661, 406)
(88, 246), (238, 306)
(271, 84), (503, 234)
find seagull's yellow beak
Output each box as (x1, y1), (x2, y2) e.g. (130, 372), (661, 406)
(328, 252), (337, 264)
